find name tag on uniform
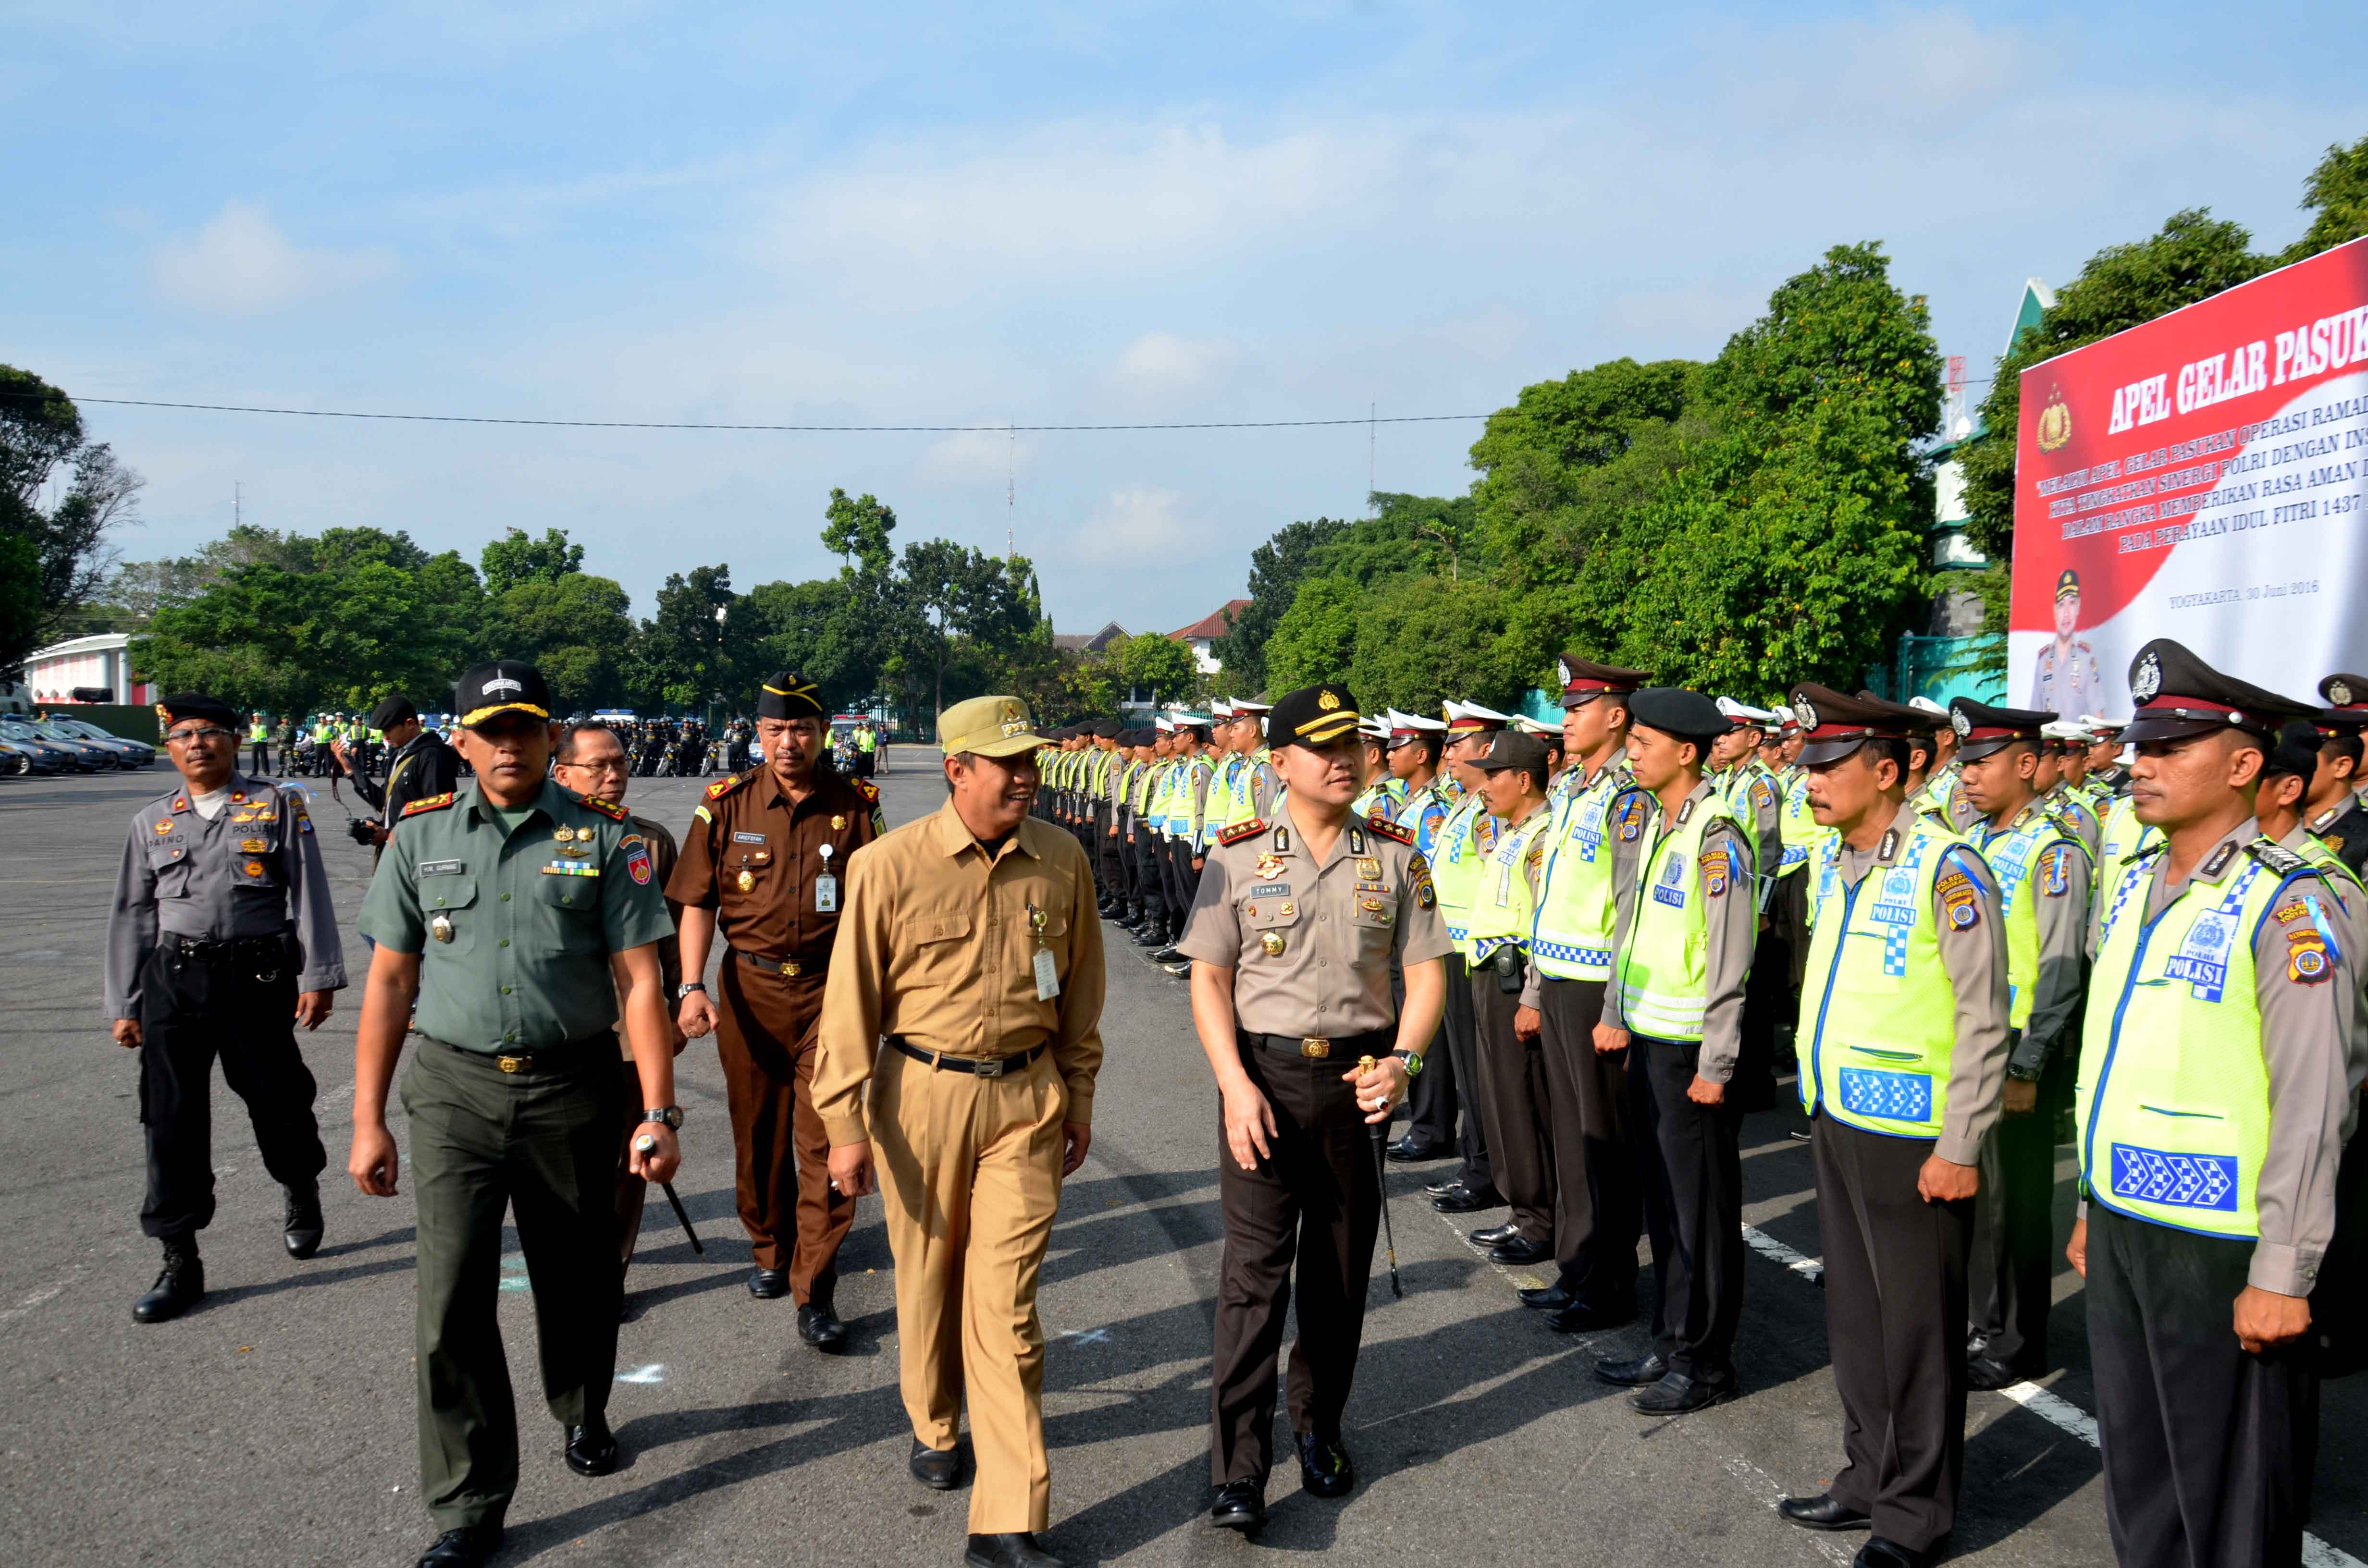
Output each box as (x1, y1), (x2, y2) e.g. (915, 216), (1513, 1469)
(1034, 947), (1060, 1001)
(1247, 882), (1291, 899)
(419, 859), (465, 877)
(732, 831), (766, 844)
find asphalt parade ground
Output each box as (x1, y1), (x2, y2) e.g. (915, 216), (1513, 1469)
(8, 750), (2368, 1567)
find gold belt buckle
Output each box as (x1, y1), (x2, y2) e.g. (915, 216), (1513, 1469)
(780, 960), (801, 978)
(1299, 1038), (1330, 1059)
(497, 1054), (525, 1074)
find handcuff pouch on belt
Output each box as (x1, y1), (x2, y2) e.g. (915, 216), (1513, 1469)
(1493, 944), (1526, 994)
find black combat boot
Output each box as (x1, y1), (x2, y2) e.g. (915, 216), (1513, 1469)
(133, 1240), (205, 1323)
(284, 1179), (324, 1260)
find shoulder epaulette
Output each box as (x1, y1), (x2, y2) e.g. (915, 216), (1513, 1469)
(578, 794), (628, 821)
(2246, 837), (2310, 876)
(1366, 815), (1415, 846)
(401, 792), (456, 818)
(1217, 817), (1267, 846)
(705, 770), (754, 802)
(852, 777), (879, 802)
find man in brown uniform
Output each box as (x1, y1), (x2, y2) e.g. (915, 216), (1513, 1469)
(670, 672), (883, 1348)
(549, 721), (685, 1287)
(817, 695), (1104, 1568)
(1177, 683), (1450, 1532)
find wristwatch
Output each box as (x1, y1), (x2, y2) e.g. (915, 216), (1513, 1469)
(677, 981), (706, 1000)
(1392, 1049), (1425, 1078)
(640, 1106), (685, 1129)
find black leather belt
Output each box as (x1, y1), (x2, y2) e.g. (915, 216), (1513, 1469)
(1241, 1028), (1394, 1063)
(889, 1038), (1046, 1078)
(167, 931), (292, 965)
(736, 947), (827, 979)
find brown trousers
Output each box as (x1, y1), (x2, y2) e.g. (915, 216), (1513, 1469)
(715, 958), (853, 1302)
(1209, 1039), (1381, 1485)
(1470, 968), (1554, 1246)
(874, 1042), (1069, 1535)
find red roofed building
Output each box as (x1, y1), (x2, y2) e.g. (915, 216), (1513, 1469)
(1170, 599), (1251, 675)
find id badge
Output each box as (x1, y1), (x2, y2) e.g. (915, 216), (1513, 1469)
(814, 872), (839, 914)
(1034, 946), (1061, 1001)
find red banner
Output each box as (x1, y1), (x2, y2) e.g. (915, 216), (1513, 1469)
(2010, 234), (2368, 717)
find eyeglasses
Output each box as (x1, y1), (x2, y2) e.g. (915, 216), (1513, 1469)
(166, 726), (236, 745)
(560, 757), (629, 777)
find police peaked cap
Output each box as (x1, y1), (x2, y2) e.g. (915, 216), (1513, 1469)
(1270, 684), (1363, 748)
(1554, 653), (1649, 708)
(756, 671), (826, 721)
(2317, 673), (2368, 734)
(155, 692), (237, 732)
(1946, 698), (2052, 763)
(1626, 687), (1727, 747)
(1790, 683), (1921, 765)
(2122, 638), (2308, 744)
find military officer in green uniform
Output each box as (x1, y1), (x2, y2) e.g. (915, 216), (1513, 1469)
(346, 662), (682, 1568)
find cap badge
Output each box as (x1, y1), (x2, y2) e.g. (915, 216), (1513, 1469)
(2132, 651), (2162, 702)
(1795, 698), (1820, 731)
(1556, 658), (1573, 686)
(482, 675), (524, 698)
(1951, 710), (1971, 737)
(2333, 680), (2355, 707)
(1317, 689), (1340, 711)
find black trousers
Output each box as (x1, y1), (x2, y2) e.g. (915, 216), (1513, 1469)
(137, 942), (324, 1241)
(1439, 954), (1491, 1189)
(247, 741), (271, 773)
(1096, 805), (1127, 895)
(1630, 1035), (1744, 1381)
(1732, 922), (1788, 1112)
(2087, 1206), (2317, 1568)
(1164, 837), (1200, 925)
(1210, 1039), (1381, 1484)
(1470, 968), (1553, 1246)
(1535, 978), (1639, 1304)
(1400, 968), (1457, 1152)
(1970, 1048), (2072, 1373)
(402, 1039), (624, 1530)
(1814, 1115), (1972, 1553)
(1128, 825), (1162, 920)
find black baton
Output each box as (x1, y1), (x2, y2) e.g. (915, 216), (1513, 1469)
(1358, 1056), (1404, 1299)
(634, 1134), (705, 1254)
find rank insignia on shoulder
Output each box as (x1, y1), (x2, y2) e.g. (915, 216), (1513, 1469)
(853, 778), (879, 802)
(1218, 818), (1267, 846)
(2245, 838), (2306, 876)
(402, 793), (456, 818)
(1366, 816), (1414, 846)
(579, 795), (627, 821)
(2200, 841), (2239, 878)
(706, 772), (750, 801)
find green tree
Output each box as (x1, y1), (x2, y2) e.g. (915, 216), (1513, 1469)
(1347, 574), (1523, 713)
(1111, 630), (1201, 707)
(479, 527), (585, 596)
(821, 488), (899, 576)
(890, 539), (1037, 717)
(629, 564), (737, 711)
(2284, 134), (2368, 264)
(0, 367), (144, 675)
(1207, 516), (1350, 693)
(1262, 576), (1362, 692)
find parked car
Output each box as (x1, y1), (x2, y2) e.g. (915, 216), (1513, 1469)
(0, 736), (60, 775)
(0, 724), (76, 773)
(34, 717), (155, 768)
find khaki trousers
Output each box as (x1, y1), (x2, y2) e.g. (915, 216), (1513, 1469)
(873, 1043), (1068, 1534)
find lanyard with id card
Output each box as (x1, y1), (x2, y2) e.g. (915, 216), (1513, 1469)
(814, 842), (839, 913)
(1028, 899), (1061, 1000)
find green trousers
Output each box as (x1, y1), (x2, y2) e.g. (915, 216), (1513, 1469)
(402, 1038), (623, 1530)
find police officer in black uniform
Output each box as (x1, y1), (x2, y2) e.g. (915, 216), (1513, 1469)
(336, 694), (463, 861)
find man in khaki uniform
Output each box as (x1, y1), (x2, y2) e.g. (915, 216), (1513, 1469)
(816, 696), (1105, 1568)
(1178, 682), (1450, 1532)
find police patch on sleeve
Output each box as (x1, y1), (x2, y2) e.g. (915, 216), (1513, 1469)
(1409, 851), (1436, 909)
(2040, 845), (2072, 898)
(1700, 846), (1731, 897)
(1936, 866), (1980, 930)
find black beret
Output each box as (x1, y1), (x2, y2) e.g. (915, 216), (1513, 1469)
(1789, 683), (1923, 766)
(1946, 698), (2052, 763)
(1625, 687), (1726, 746)
(756, 671), (825, 721)
(1270, 684), (1363, 749)
(2124, 638), (2308, 744)
(1472, 730), (1550, 774)
(368, 694), (419, 730)
(155, 692), (237, 733)
(1092, 719), (1120, 739)
(2263, 720), (2322, 784)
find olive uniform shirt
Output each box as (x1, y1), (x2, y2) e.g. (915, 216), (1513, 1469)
(665, 766), (883, 968)
(357, 779), (673, 1053)
(617, 812), (683, 1061)
(1175, 803), (1451, 1037)
(105, 772), (347, 1018)
(813, 799), (1107, 1146)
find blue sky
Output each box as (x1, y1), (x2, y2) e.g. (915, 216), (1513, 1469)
(6, 1), (2363, 638)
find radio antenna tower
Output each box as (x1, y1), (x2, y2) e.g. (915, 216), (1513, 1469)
(1006, 419), (1015, 559)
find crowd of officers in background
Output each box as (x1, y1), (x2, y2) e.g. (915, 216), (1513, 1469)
(1038, 644), (2368, 1568)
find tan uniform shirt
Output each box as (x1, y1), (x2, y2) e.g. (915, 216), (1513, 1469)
(1176, 801), (1452, 1037)
(814, 800), (1107, 1145)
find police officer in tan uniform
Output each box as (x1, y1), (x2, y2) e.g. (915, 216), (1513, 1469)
(1177, 682), (1450, 1533)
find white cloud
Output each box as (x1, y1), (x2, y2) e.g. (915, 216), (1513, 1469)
(1113, 331), (1240, 389)
(151, 202), (394, 316)
(1063, 486), (1191, 565)
(916, 426), (1032, 484)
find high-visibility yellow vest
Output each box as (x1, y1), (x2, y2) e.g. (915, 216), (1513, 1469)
(2076, 840), (2325, 1238)
(1796, 817), (1980, 1138)
(1165, 755), (1209, 839)
(1973, 803), (2081, 1031)
(1777, 770), (1828, 880)
(1614, 786), (1750, 1043)
(1467, 805), (1552, 963)
(1431, 794), (1495, 951)
(1530, 762), (1631, 982)
(1394, 777), (1459, 858)
(2097, 795), (2157, 898)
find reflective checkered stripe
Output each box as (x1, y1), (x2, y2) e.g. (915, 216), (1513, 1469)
(2076, 854), (2287, 1241)
(1614, 790), (1749, 1044)
(1430, 796), (1492, 959)
(1467, 809), (1551, 964)
(1776, 771), (1828, 879)
(1975, 810), (2079, 1031)
(1531, 766), (1628, 982)
(1795, 823), (1961, 1139)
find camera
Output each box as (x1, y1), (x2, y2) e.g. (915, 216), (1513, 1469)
(347, 816), (379, 846)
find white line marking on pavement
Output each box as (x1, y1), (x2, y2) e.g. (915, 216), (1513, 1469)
(615, 1364), (666, 1384)
(1738, 1223), (2368, 1568)
(1058, 1328), (1112, 1345)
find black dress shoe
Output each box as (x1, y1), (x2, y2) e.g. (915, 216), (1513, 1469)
(1778, 1494), (1872, 1531)
(1431, 1183), (1506, 1214)
(416, 1523), (503, 1567)
(1518, 1285), (1573, 1311)
(133, 1243), (204, 1324)
(797, 1303), (846, 1350)
(1469, 1221), (1521, 1247)
(1487, 1236), (1551, 1266)
(1629, 1371), (1736, 1413)
(283, 1180), (323, 1260)
(1150, 946), (1184, 964)
(564, 1415), (618, 1476)
(910, 1438), (961, 1491)
(1209, 1477), (1266, 1531)
(964, 1531), (1065, 1568)
(1295, 1431), (1354, 1498)
(1385, 1136), (1445, 1163)
(1966, 1354), (2035, 1391)
(1855, 1537), (1930, 1568)
(1595, 1350), (1668, 1386)
(1422, 1173), (1464, 1197)
(747, 1267), (789, 1299)
(1545, 1297), (1636, 1333)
